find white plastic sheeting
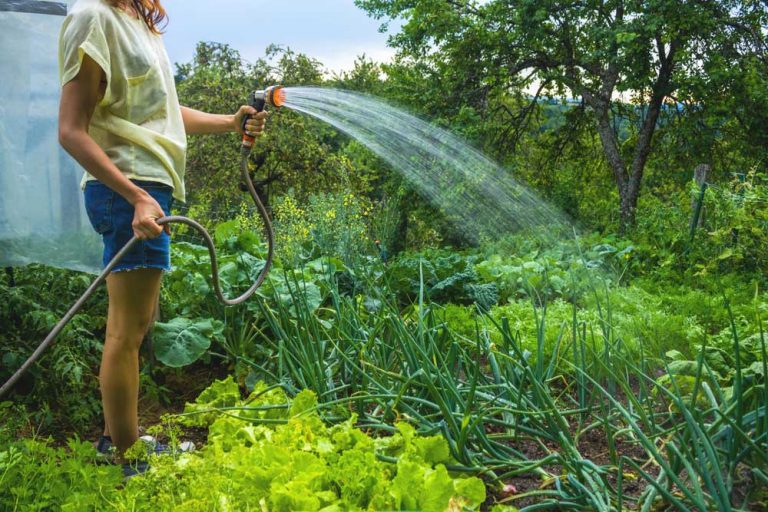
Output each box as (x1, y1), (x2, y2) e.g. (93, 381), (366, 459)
(0, 0), (101, 273)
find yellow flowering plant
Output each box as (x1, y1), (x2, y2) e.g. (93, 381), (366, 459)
(273, 191), (374, 266)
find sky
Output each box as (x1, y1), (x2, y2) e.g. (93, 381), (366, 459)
(160, 0), (397, 74)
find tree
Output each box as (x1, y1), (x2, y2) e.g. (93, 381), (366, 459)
(176, 42), (369, 215)
(355, 0), (768, 232)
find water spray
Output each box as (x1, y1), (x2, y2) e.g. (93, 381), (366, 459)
(0, 85), (285, 399)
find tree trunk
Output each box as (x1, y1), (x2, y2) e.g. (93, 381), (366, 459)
(619, 185), (639, 232)
(591, 106), (637, 233)
(579, 36), (677, 234)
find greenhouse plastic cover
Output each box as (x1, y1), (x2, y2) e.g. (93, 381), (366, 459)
(0, 0), (101, 273)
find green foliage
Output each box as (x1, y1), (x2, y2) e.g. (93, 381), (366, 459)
(356, 0), (768, 230)
(153, 317), (225, 368)
(0, 380), (486, 511)
(142, 381), (486, 512)
(0, 438), (123, 511)
(331, 55), (385, 95)
(159, 223), (342, 370)
(180, 375), (243, 427)
(4, 227), (767, 509)
(386, 248), (482, 305)
(384, 235), (633, 309)
(0, 266), (104, 431)
(272, 190), (373, 267)
(625, 171), (768, 286)
(696, 172), (768, 274)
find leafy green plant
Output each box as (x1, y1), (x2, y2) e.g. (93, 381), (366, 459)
(163, 378), (487, 511)
(1, 378), (488, 511)
(0, 438), (123, 511)
(157, 224), (337, 369)
(0, 266), (105, 432)
(272, 190), (374, 267)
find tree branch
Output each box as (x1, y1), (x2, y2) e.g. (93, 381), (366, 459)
(445, 0), (483, 18)
(626, 37), (681, 202)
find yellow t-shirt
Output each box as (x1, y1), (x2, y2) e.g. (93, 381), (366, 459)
(58, 0), (187, 202)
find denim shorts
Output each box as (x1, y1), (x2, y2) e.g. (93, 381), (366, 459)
(84, 179), (174, 273)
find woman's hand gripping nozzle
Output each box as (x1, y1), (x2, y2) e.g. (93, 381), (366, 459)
(241, 85), (285, 152)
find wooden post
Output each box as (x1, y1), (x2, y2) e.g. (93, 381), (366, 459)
(690, 164), (710, 230)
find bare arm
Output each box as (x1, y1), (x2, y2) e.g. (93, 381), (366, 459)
(58, 54), (167, 239)
(180, 105), (268, 136)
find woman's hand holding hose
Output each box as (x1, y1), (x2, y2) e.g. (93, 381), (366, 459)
(132, 192), (169, 239)
(234, 106), (269, 138)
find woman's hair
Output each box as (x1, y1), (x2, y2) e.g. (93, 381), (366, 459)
(112, 0), (167, 34)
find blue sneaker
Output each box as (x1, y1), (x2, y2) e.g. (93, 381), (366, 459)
(95, 436), (150, 480)
(96, 435), (194, 458)
(95, 435), (116, 464)
(139, 435), (195, 455)
(96, 435), (113, 454)
(121, 460), (150, 479)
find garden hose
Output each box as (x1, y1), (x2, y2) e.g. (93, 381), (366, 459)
(0, 86), (283, 399)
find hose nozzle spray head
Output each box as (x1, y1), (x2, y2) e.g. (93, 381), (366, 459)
(242, 85), (284, 149)
(263, 85), (286, 108)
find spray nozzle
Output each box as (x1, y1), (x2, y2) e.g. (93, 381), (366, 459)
(242, 85), (284, 149)
(250, 85), (286, 111)
(265, 85), (286, 108)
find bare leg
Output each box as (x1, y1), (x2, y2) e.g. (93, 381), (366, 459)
(99, 268), (163, 456)
(102, 294), (161, 439)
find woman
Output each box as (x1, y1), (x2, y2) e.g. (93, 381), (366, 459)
(57, 0), (267, 471)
